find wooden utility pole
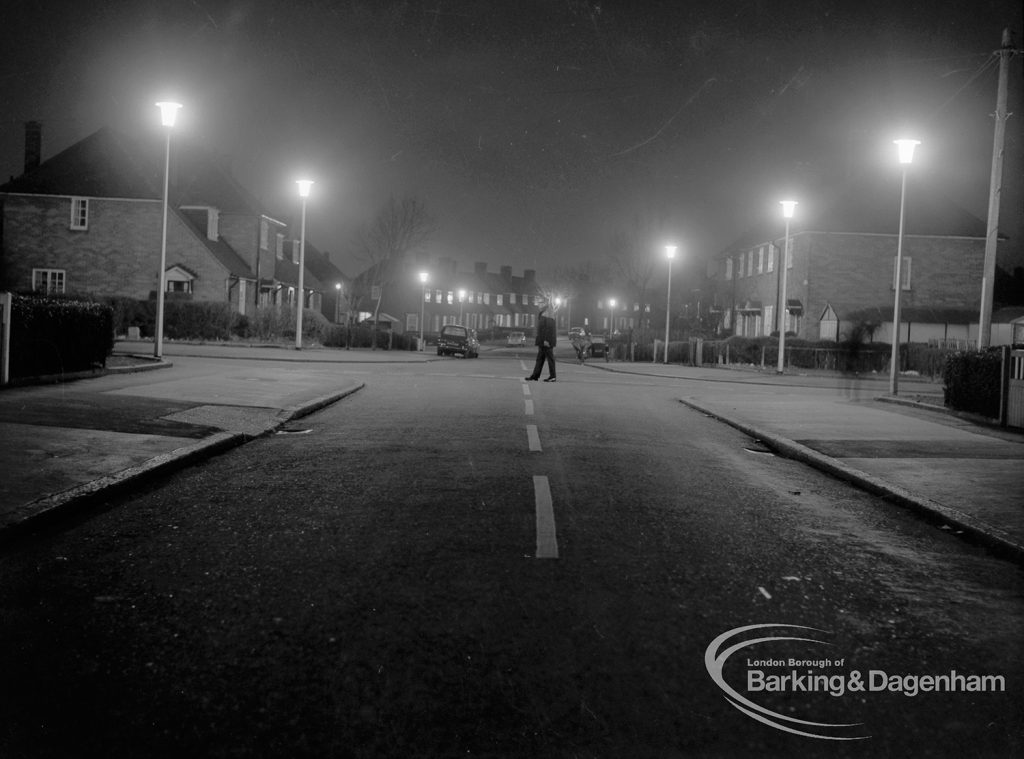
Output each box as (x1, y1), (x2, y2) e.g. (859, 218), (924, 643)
(978, 28), (1015, 349)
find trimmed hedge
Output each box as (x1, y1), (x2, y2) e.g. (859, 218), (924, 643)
(942, 349), (1002, 418)
(9, 294), (114, 378)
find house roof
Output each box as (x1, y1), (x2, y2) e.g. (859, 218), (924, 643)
(1, 126), (263, 215)
(718, 171), (988, 256)
(177, 208), (253, 279)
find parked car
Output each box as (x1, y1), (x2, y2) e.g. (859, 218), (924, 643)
(589, 334), (609, 359)
(506, 331), (526, 347)
(437, 324), (479, 358)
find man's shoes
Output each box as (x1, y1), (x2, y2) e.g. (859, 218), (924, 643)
(543, 377), (557, 382)
(525, 376), (538, 381)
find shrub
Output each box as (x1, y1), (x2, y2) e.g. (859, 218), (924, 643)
(943, 349), (1002, 418)
(9, 294), (114, 378)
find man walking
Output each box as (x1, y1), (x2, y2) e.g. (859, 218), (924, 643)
(525, 303), (557, 382)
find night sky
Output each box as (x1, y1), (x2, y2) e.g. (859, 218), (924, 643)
(2, 0), (1021, 279)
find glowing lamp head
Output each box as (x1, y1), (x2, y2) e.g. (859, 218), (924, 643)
(419, 271), (429, 284)
(894, 139), (920, 165)
(156, 101), (182, 128)
(296, 179), (314, 198)
(665, 244), (677, 259)
(780, 200), (798, 219)
(335, 282), (342, 291)
(609, 299), (617, 309)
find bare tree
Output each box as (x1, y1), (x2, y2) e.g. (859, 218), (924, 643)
(352, 195), (436, 345)
(606, 214), (665, 342)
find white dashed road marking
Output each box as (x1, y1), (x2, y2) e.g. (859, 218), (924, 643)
(524, 399), (534, 415)
(526, 424), (541, 451)
(533, 475), (559, 559)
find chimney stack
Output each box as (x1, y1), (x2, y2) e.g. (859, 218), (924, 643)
(24, 121), (42, 173)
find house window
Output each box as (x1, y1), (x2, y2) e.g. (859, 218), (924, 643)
(406, 313), (419, 331)
(737, 253), (744, 278)
(757, 247), (764, 274)
(423, 289), (431, 302)
(725, 258), (733, 280)
(70, 198), (88, 230)
(767, 246), (775, 272)
(276, 234), (284, 260)
(434, 289), (442, 303)
(892, 257), (912, 290)
(510, 293), (517, 305)
(484, 293), (491, 305)
(747, 252), (754, 277)
(260, 220), (269, 251)
(446, 291), (454, 304)
(496, 294), (503, 306)
(764, 305), (774, 335)
(32, 268), (66, 294)
(167, 280), (193, 294)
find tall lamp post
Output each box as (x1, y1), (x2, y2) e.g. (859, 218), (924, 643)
(334, 282), (342, 324)
(664, 245), (677, 364)
(294, 179), (313, 350)
(777, 200), (798, 374)
(419, 271), (429, 350)
(154, 101), (181, 359)
(889, 138), (919, 395)
(458, 289), (466, 324)
(609, 298), (617, 335)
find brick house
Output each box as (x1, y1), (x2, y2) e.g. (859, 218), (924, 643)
(0, 123), (344, 321)
(351, 256), (547, 336)
(707, 173), (990, 344)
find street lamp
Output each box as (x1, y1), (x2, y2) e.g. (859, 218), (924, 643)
(458, 288), (466, 324)
(334, 282), (342, 324)
(154, 100), (181, 359)
(889, 138), (919, 395)
(419, 271), (428, 350)
(777, 200), (798, 374)
(609, 298), (617, 335)
(294, 179), (313, 350)
(664, 245), (677, 364)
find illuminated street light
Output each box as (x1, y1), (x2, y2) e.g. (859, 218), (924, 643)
(458, 288), (466, 324)
(419, 271), (429, 350)
(664, 245), (677, 364)
(890, 139), (919, 395)
(295, 179), (313, 350)
(153, 101), (181, 359)
(334, 282), (342, 324)
(777, 200), (798, 374)
(609, 298), (617, 335)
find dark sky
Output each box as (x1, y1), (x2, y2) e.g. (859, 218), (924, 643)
(2, 0), (1021, 278)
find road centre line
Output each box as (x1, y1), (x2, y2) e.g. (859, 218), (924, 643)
(533, 475), (559, 559)
(526, 424), (541, 451)
(525, 399), (534, 415)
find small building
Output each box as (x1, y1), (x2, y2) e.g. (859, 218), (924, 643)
(0, 123), (344, 321)
(706, 172), (991, 343)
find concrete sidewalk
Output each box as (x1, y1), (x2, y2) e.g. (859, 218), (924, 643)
(594, 360), (1024, 563)
(0, 342), (423, 537)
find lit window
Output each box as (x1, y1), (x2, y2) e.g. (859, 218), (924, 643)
(70, 198), (88, 230)
(725, 259), (733, 280)
(767, 246), (775, 273)
(496, 294), (503, 306)
(32, 268), (66, 294)
(276, 234), (284, 260)
(757, 247), (764, 274)
(510, 293), (517, 305)
(260, 220), (269, 251)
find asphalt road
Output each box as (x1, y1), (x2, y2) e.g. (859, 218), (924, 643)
(1, 351), (1021, 758)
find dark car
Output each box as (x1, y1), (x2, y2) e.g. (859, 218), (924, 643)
(589, 334), (609, 359)
(437, 324), (479, 358)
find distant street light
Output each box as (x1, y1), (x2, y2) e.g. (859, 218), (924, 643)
(664, 245), (677, 364)
(609, 298), (617, 335)
(419, 271), (429, 350)
(890, 138), (919, 395)
(294, 179), (314, 349)
(154, 100), (181, 359)
(334, 282), (342, 324)
(458, 288), (466, 324)
(777, 200), (798, 374)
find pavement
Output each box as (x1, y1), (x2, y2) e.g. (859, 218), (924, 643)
(1, 340), (1022, 565)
